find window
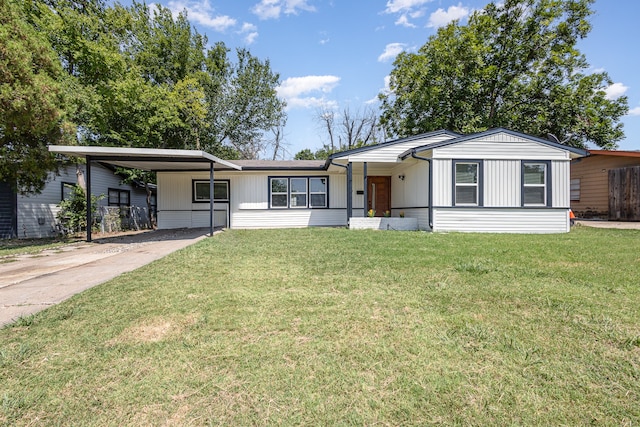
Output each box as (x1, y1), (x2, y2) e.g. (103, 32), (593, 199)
(270, 178), (288, 208)
(61, 182), (75, 201)
(522, 161), (551, 206)
(192, 180), (229, 203)
(108, 188), (130, 207)
(309, 178), (328, 208)
(269, 177), (328, 209)
(570, 178), (580, 201)
(290, 178), (307, 208)
(454, 161), (481, 206)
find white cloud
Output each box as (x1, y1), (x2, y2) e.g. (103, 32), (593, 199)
(427, 4), (469, 28)
(252, 0), (316, 20)
(604, 82), (628, 100)
(167, 0), (236, 32)
(241, 22), (257, 32)
(627, 107), (640, 116)
(395, 14), (416, 28)
(384, 0), (432, 14)
(366, 75), (392, 104)
(239, 22), (259, 44)
(277, 75), (341, 110)
(244, 31), (259, 44)
(378, 43), (406, 62)
(287, 97), (338, 110)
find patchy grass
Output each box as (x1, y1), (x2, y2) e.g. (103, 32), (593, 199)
(1, 227), (639, 425)
(0, 237), (80, 258)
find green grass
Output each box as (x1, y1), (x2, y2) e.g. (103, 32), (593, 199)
(1, 227), (639, 425)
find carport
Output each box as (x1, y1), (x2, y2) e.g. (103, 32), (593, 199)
(48, 146), (242, 241)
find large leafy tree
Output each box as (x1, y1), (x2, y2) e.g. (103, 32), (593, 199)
(380, 0), (628, 149)
(202, 43), (287, 159)
(0, 0), (75, 193)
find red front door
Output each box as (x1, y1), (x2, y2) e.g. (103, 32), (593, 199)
(367, 176), (391, 217)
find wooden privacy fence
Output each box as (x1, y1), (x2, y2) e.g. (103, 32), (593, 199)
(609, 166), (640, 221)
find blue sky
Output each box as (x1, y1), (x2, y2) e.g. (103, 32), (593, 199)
(143, 0), (640, 157)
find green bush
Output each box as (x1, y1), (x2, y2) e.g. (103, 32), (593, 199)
(56, 185), (103, 233)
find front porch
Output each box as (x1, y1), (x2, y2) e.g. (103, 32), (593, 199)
(326, 158), (431, 231)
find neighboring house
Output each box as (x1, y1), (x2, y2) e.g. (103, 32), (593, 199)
(570, 150), (640, 219)
(1, 163), (152, 239)
(49, 127), (586, 236)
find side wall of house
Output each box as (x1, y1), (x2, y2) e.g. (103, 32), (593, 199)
(389, 160), (430, 230)
(0, 182), (17, 238)
(570, 155), (640, 218)
(430, 132), (572, 233)
(17, 164), (147, 238)
(157, 171), (348, 230)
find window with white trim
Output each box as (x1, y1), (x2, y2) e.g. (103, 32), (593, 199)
(522, 162), (549, 206)
(290, 178), (307, 208)
(270, 178), (288, 208)
(269, 177), (328, 208)
(454, 161), (480, 206)
(193, 180), (229, 202)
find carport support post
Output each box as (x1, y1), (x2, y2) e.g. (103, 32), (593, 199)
(86, 156), (92, 242)
(209, 162), (214, 237)
(347, 162), (353, 223)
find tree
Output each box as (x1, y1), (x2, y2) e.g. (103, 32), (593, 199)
(316, 106), (381, 151)
(0, 0), (75, 194)
(294, 149), (316, 160)
(202, 44), (287, 159)
(380, 0), (628, 149)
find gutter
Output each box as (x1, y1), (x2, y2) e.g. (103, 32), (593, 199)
(409, 151), (434, 230)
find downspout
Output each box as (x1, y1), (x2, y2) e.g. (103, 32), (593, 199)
(410, 151), (433, 230)
(330, 160), (352, 226)
(86, 156), (92, 242)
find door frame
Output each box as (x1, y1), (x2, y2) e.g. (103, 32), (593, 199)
(367, 176), (391, 217)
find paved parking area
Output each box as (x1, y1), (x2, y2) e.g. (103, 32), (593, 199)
(0, 228), (211, 327)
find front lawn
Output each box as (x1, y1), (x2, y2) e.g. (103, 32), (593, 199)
(1, 227), (638, 425)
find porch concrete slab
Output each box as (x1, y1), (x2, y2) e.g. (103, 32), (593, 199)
(0, 228), (210, 327)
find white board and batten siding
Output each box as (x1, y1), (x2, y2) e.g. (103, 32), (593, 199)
(335, 134), (455, 163)
(389, 160), (431, 230)
(17, 164), (147, 238)
(230, 171), (347, 229)
(157, 172), (229, 229)
(427, 131), (574, 233)
(157, 171), (347, 230)
(433, 160), (571, 208)
(431, 132), (571, 160)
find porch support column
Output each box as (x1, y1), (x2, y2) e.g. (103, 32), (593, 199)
(363, 162), (368, 217)
(347, 162), (353, 223)
(86, 156), (92, 242)
(209, 161), (214, 237)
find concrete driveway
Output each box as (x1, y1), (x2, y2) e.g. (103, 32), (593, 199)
(0, 228), (210, 327)
(575, 219), (640, 230)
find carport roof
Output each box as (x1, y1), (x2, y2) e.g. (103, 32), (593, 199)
(48, 145), (242, 171)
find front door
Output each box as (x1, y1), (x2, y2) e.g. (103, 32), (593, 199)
(367, 176), (391, 217)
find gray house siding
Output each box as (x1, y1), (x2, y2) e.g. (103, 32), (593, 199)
(0, 182), (17, 238)
(15, 164), (149, 238)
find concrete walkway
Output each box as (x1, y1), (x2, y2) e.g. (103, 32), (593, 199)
(574, 219), (640, 230)
(0, 228), (210, 327)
